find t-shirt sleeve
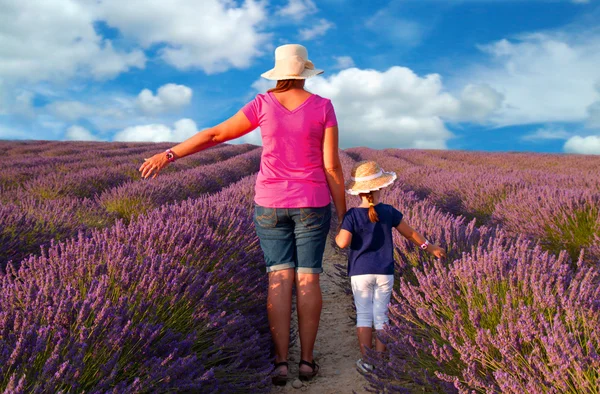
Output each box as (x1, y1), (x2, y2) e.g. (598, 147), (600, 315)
(391, 207), (403, 227)
(341, 211), (354, 233)
(324, 100), (338, 129)
(241, 96), (260, 128)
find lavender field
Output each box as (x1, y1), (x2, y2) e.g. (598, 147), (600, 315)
(338, 148), (600, 393)
(1, 140), (599, 393)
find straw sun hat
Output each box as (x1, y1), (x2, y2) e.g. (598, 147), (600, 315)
(261, 44), (324, 80)
(345, 161), (397, 195)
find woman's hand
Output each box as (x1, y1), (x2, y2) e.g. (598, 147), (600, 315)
(429, 244), (447, 259)
(139, 152), (169, 179)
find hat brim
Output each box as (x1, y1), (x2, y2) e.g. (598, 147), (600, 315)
(261, 68), (324, 80)
(345, 172), (397, 195)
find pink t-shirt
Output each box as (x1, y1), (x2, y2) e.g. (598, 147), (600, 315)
(241, 92), (338, 208)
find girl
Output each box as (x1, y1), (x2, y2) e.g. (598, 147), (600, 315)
(335, 160), (446, 372)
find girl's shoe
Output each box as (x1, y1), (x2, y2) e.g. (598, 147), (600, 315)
(356, 359), (374, 373)
(298, 359), (319, 381)
(272, 361), (288, 386)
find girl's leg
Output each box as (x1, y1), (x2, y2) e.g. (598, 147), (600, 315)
(296, 273), (322, 368)
(268, 269), (295, 371)
(373, 275), (394, 352)
(375, 331), (386, 352)
(356, 327), (373, 356)
(351, 275), (375, 355)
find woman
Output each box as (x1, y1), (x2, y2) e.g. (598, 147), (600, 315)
(139, 44), (346, 385)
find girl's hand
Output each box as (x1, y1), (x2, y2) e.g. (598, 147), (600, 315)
(139, 153), (169, 179)
(429, 245), (447, 259)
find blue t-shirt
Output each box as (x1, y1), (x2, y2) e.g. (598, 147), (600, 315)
(341, 204), (403, 277)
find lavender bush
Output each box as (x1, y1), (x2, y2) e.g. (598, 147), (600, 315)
(97, 148), (261, 222)
(493, 186), (600, 263)
(1, 175), (272, 393)
(0, 196), (110, 272)
(347, 147), (600, 261)
(0, 143), (261, 271)
(336, 148), (600, 393)
(364, 237), (599, 393)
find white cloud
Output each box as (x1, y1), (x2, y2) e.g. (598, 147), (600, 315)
(587, 101), (600, 128)
(0, 82), (5, 114)
(136, 84), (193, 115)
(13, 91), (35, 117)
(366, 10), (426, 47)
(65, 125), (101, 141)
(45, 84), (192, 131)
(0, 0), (145, 82)
(276, 0), (318, 21)
(47, 101), (95, 122)
(251, 79), (276, 94)
(521, 127), (571, 141)
(457, 84), (505, 122)
(305, 66), (501, 149)
(462, 32), (600, 127)
(299, 19), (334, 40)
(94, 0), (269, 73)
(113, 118), (198, 142)
(332, 56), (355, 69)
(236, 127), (263, 146)
(564, 135), (600, 154)
(0, 0), (269, 83)
(585, 82), (600, 128)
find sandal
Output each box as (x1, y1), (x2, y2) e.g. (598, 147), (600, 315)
(272, 361), (288, 386)
(298, 359), (319, 381)
(356, 358), (374, 373)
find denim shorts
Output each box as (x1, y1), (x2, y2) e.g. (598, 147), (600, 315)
(253, 204), (331, 274)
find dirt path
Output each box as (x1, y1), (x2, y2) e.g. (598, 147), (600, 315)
(271, 241), (371, 394)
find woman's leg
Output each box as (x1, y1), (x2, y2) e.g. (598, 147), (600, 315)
(293, 205), (331, 373)
(351, 275), (375, 355)
(373, 275), (394, 352)
(253, 205), (297, 377)
(268, 269), (295, 369)
(295, 273), (322, 367)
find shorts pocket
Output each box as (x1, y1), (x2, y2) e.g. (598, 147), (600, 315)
(300, 206), (330, 230)
(254, 206), (278, 228)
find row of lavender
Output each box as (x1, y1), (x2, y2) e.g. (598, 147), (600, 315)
(346, 147), (600, 263)
(1, 169), (274, 393)
(0, 141), (261, 271)
(336, 151), (599, 392)
(0, 142), (258, 203)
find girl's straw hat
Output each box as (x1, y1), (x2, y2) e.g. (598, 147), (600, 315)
(345, 160), (397, 195)
(261, 44), (324, 80)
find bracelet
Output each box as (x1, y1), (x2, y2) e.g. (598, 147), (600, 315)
(419, 240), (430, 250)
(165, 149), (177, 163)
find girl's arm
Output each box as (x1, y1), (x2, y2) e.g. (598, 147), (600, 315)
(139, 111), (254, 179)
(335, 229), (352, 249)
(322, 125), (347, 223)
(396, 220), (446, 259)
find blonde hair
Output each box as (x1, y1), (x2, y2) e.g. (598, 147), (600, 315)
(360, 192), (379, 223)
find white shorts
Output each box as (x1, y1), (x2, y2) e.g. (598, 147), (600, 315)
(350, 274), (394, 330)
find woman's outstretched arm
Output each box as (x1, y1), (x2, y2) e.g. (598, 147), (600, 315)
(139, 111), (254, 179)
(322, 126), (347, 224)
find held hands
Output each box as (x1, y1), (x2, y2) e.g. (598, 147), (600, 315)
(139, 152), (169, 179)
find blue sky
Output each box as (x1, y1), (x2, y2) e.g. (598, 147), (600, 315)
(1, 0), (600, 154)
